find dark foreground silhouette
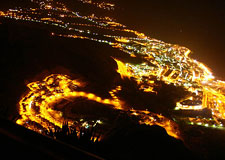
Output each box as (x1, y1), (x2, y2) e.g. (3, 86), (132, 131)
(0, 116), (204, 160)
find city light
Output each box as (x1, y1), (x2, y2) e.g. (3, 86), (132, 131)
(1, 0), (225, 140)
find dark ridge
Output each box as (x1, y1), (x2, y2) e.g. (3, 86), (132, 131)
(0, 117), (103, 160)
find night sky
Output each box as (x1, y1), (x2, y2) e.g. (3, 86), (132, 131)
(0, 0), (225, 159)
(0, 0), (224, 119)
(1, 0), (225, 78)
(116, 0), (225, 79)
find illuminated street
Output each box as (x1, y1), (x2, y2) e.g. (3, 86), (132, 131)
(0, 0), (225, 159)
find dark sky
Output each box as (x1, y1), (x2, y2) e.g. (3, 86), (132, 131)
(0, 0), (225, 118)
(0, 0), (225, 78)
(116, 0), (225, 79)
(1, 2), (225, 157)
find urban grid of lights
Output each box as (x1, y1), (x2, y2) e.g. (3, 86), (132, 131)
(1, 0), (225, 140)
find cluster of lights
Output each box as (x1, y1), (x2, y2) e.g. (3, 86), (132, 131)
(183, 117), (224, 129)
(78, 0), (115, 11)
(16, 74), (180, 139)
(16, 74), (122, 133)
(1, 0), (225, 139)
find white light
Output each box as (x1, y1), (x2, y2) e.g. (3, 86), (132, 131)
(204, 124), (209, 127)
